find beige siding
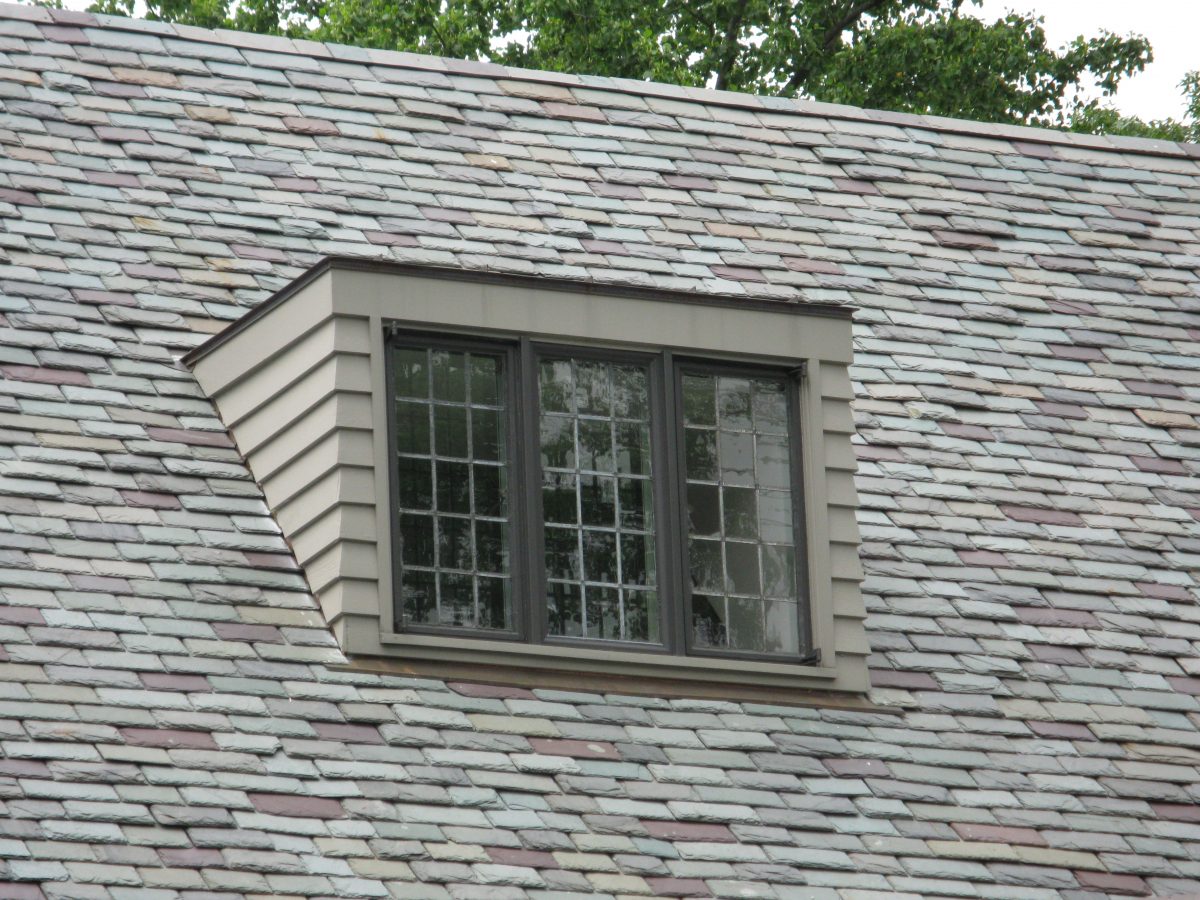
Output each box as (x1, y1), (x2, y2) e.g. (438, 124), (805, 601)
(188, 262), (871, 694)
(820, 361), (868, 688)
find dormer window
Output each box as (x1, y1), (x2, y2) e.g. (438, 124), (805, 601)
(185, 260), (869, 698)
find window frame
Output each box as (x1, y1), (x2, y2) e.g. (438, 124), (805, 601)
(383, 330), (526, 641)
(672, 357), (815, 665)
(385, 328), (816, 664)
(523, 339), (678, 655)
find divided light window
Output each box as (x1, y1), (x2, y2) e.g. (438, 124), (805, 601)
(387, 331), (815, 664)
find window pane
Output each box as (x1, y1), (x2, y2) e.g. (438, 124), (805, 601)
(393, 343), (514, 633)
(539, 355), (661, 644)
(684, 371), (802, 657)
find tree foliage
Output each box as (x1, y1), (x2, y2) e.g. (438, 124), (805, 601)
(81, 0), (1196, 139)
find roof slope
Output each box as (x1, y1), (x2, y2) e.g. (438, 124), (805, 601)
(1, 4), (1200, 898)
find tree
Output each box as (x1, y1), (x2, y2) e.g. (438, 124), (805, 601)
(80, 0), (1189, 137)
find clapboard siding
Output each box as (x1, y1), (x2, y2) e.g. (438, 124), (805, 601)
(820, 360), (869, 680)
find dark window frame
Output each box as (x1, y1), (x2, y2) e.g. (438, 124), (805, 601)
(384, 330), (526, 641)
(672, 358), (814, 664)
(386, 327), (816, 664)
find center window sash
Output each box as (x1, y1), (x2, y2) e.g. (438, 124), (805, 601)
(530, 347), (668, 647)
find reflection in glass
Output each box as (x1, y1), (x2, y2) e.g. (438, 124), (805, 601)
(393, 344), (512, 632)
(683, 371), (802, 656)
(539, 356), (660, 644)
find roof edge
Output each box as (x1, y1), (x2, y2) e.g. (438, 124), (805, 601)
(181, 258), (856, 367)
(9, 1), (1199, 162)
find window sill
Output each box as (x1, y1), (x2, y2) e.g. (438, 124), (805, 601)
(326, 625), (873, 702)
(334, 629), (882, 708)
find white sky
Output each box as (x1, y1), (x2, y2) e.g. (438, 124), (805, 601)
(63, 0), (1195, 121)
(974, 0), (1196, 121)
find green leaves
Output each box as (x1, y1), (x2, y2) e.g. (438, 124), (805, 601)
(80, 0), (1193, 140)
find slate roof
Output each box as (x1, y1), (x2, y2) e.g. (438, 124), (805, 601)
(2, 3), (1200, 898)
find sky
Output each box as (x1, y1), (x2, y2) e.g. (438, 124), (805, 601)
(974, 0), (1196, 121)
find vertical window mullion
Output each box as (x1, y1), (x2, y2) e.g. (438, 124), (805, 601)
(657, 350), (684, 655)
(519, 336), (544, 644)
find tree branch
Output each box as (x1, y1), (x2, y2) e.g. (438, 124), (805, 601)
(713, 0), (751, 91)
(781, 0), (890, 95)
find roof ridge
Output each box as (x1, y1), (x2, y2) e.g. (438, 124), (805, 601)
(4, 0), (1199, 161)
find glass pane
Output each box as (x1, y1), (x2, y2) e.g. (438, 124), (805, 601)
(682, 374), (716, 426)
(478, 577), (510, 629)
(764, 600), (799, 654)
(684, 428), (718, 482)
(438, 516), (472, 571)
(400, 514), (434, 567)
(689, 538), (723, 593)
(540, 415), (575, 470)
(728, 597), (765, 652)
(719, 431), (754, 485)
(470, 355), (502, 406)
(395, 401), (430, 455)
(392, 343), (513, 634)
(578, 419), (614, 472)
(575, 362), (611, 415)
(397, 456), (432, 510)
(753, 381), (788, 433)
(431, 351), (466, 402)
(718, 377), (752, 430)
(692, 594), (725, 647)
(545, 527), (580, 581)
(540, 355), (660, 644)
(620, 532), (655, 586)
(539, 359), (574, 413)
(583, 530), (618, 584)
(475, 520), (506, 574)
(756, 437), (791, 489)
(762, 544), (796, 598)
(439, 572), (473, 625)
(687, 483), (720, 536)
(401, 570), (436, 625)
(683, 371), (802, 657)
(580, 474), (616, 527)
(434, 404), (468, 459)
(725, 542), (761, 595)
(616, 423), (651, 476)
(586, 586), (621, 640)
(472, 408), (503, 462)
(723, 487), (757, 540)
(618, 478), (653, 531)
(473, 464), (505, 518)
(759, 491), (793, 542)
(394, 348), (429, 399)
(548, 581), (582, 637)
(436, 461), (471, 514)
(543, 472), (578, 524)
(624, 590), (659, 643)
(613, 367), (648, 419)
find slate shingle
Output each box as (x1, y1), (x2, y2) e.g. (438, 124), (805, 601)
(1, 3), (1199, 898)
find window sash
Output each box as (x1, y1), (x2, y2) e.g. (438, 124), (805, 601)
(673, 360), (813, 663)
(523, 341), (675, 651)
(386, 332), (524, 639)
(387, 330), (814, 663)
